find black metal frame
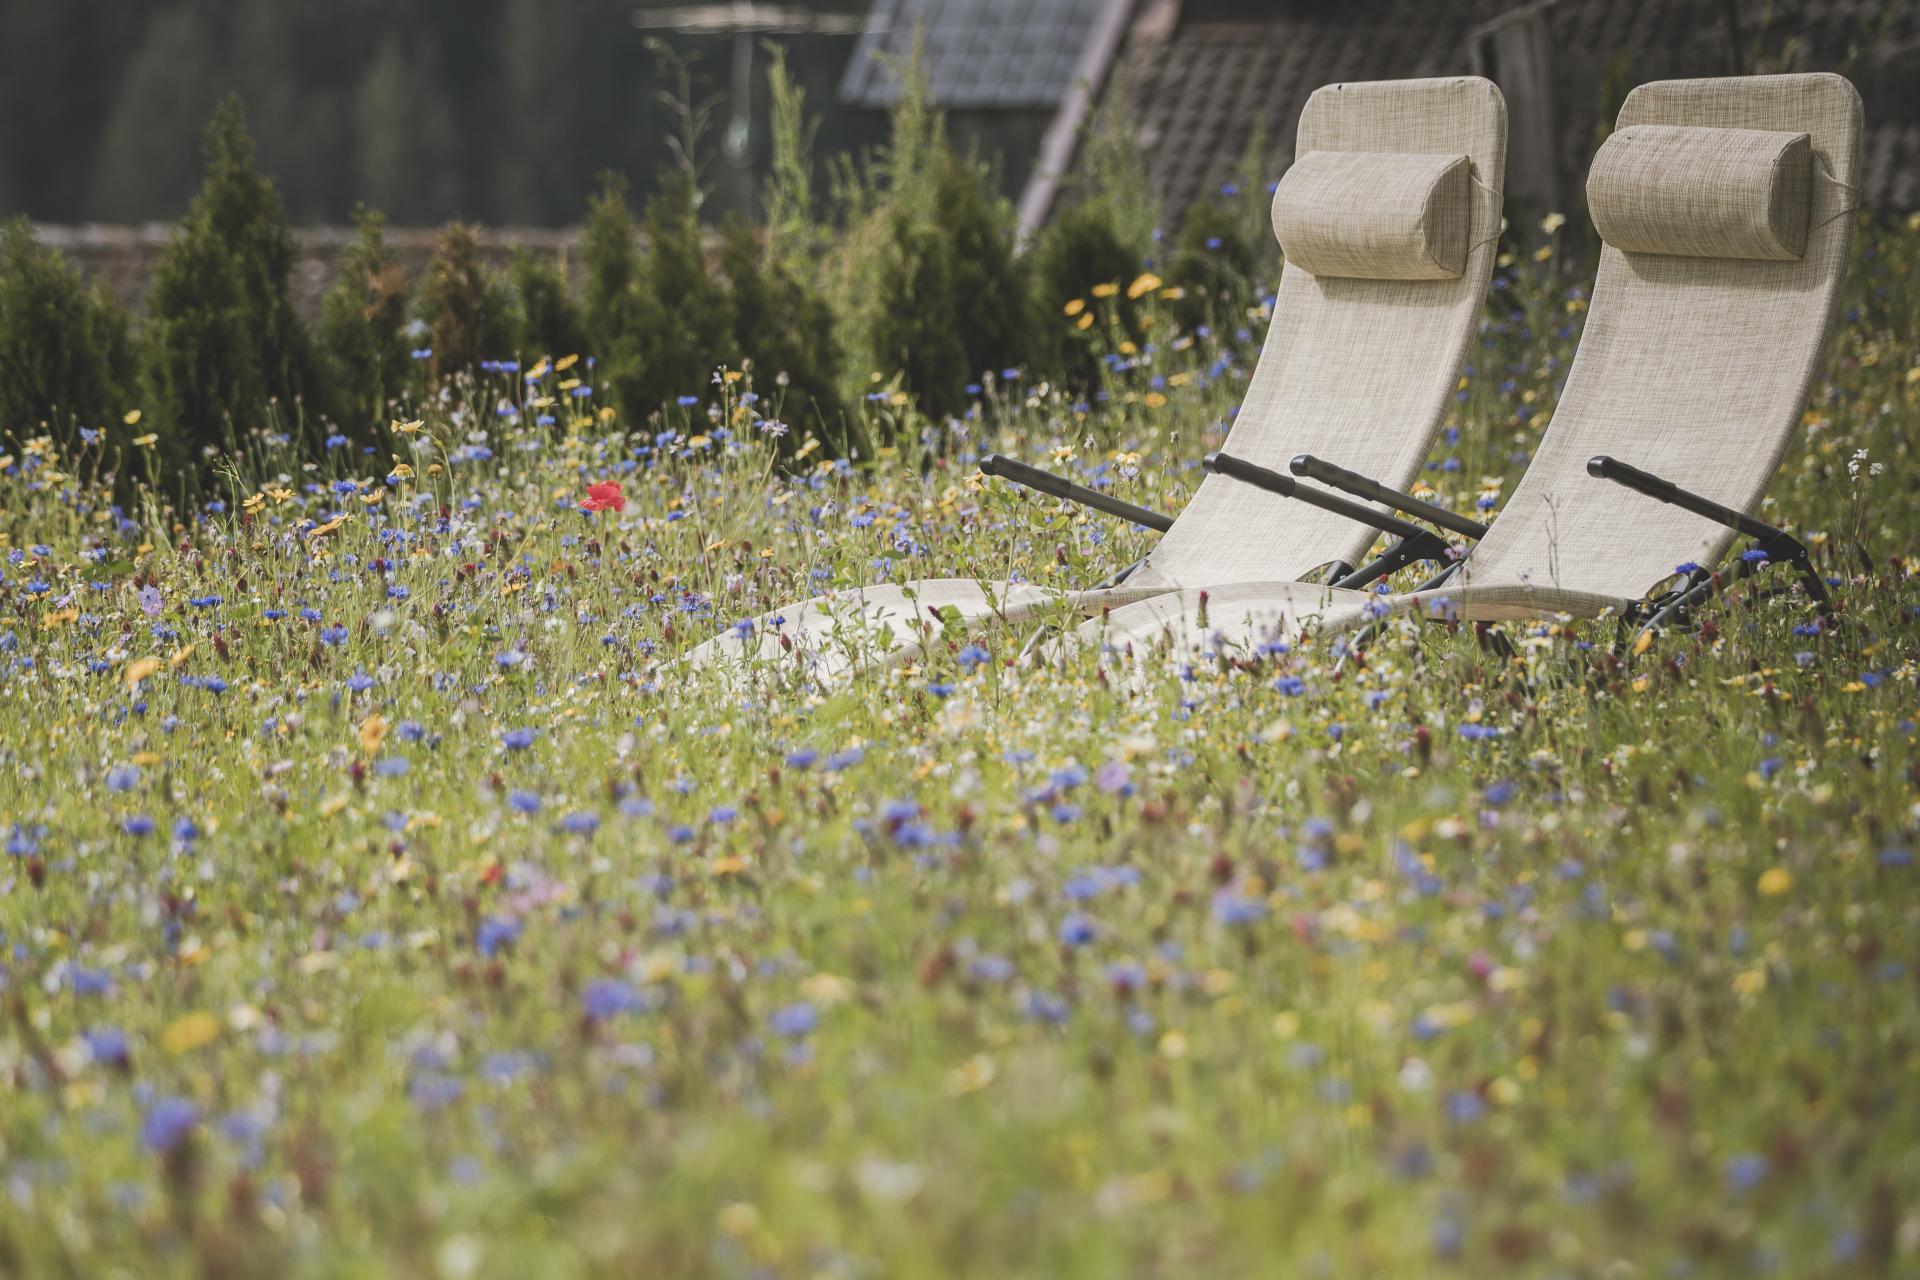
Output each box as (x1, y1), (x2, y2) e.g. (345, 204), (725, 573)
(1586, 455), (1833, 633)
(979, 454), (1173, 532)
(1200, 453), (1452, 587)
(1288, 454), (1491, 540)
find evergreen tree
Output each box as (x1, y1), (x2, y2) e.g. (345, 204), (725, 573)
(580, 172), (655, 422)
(929, 151), (1031, 390)
(1166, 199), (1259, 333)
(143, 96), (316, 473)
(0, 219), (135, 440)
(315, 207), (411, 432)
(719, 217), (842, 449)
(870, 208), (968, 420)
(509, 250), (586, 361)
(416, 222), (518, 382)
(1029, 198), (1144, 393)
(636, 168), (733, 410)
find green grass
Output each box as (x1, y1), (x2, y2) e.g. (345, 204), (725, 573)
(0, 220), (1916, 1278)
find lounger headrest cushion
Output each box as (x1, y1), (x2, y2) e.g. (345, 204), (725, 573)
(1587, 124), (1812, 260)
(1272, 150), (1472, 280)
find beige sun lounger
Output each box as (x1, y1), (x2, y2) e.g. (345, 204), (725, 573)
(1072, 72), (1862, 667)
(687, 75), (1508, 682)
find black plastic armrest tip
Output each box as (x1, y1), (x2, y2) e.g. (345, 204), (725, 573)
(1587, 456), (1614, 479)
(1288, 454), (1312, 475)
(980, 454), (1006, 475)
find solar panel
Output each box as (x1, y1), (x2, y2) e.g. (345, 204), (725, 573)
(838, 0), (1118, 110)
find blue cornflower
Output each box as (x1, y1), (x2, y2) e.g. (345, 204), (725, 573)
(1724, 1153), (1769, 1193)
(85, 1026), (131, 1066)
(141, 1098), (199, 1154)
(583, 978), (647, 1020)
(1211, 893), (1267, 926)
(106, 764), (141, 792)
(475, 916), (521, 958)
(1273, 676), (1306, 696)
(768, 1003), (818, 1038)
(501, 728), (537, 750)
(1058, 913), (1098, 948)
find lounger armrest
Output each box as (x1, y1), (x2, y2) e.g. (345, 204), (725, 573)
(1588, 455), (1830, 612)
(1204, 452), (1434, 544)
(1289, 454), (1489, 539)
(1585, 455), (1778, 543)
(979, 454), (1173, 533)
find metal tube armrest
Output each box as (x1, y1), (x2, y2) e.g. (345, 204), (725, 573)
(1587, 455), (1830, 612)
(979, 454), (1174, 533)
(1585, 456), (1773, 541)
(1204, 452), (1436, 544)
(1289, 454), (1489, 539)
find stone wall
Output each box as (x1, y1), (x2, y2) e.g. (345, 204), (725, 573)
(32, 224), (586, 321)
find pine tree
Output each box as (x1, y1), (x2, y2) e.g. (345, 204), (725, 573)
(0, 220), (136, 443)
(1029, 198), (1144, 393)
(315, 207), (412, 433)
(719, 217), (842, 450)
(509, 250), (586, 362)
(636, 168), (732, 410)
(930, 151), (1031, 393)
(143, 96), (317, 474)
(580, 172), (656, 422)
(416, 222), (518, 383)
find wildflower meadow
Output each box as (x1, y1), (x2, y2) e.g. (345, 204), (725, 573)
(2, 111), (1919, 1279)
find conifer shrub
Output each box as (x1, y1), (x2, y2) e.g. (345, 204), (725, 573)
(509, 249), (585, 364)
(415, 222), (517, 384)
(1029, 198), (1144, 393)
(870, 207), (969, 421)
(580, 172), (656, 423)
(837, 59), (1031, 425)
(144, 96), (316, 473)
(315, 206), (411, 433)
(928, 151), (1030, 398)
(0, 220), (136, 445)
(637, 168), (733, 411)
(1165, 198), (1259, 334)
(718, 217), (843, 453)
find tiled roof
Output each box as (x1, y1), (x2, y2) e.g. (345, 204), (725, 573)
(840, 0), (1125, 109)
(1104, 0), (1920, 228)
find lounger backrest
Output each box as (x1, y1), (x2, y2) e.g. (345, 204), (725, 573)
(1458, 73), (1862, 599)
(1130, 76), (1507, 590)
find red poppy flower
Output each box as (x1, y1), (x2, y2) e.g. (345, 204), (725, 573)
(581, 481), (625, 513)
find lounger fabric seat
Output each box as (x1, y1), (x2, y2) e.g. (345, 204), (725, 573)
(688, 76), (1508, 682)
(1074, 73), (1862, 667)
